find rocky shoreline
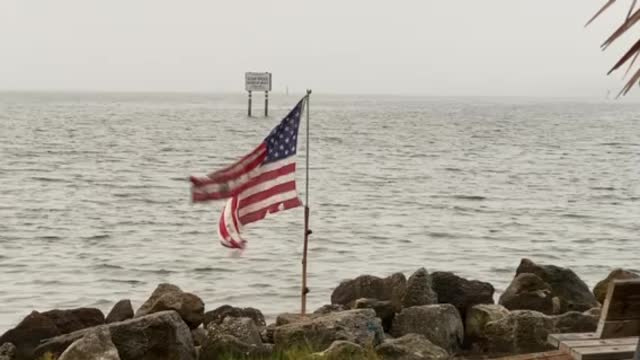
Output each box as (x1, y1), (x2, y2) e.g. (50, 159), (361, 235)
(0, 258), (637, 360)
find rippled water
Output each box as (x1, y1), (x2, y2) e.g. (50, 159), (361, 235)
(0, 92), (638, 330)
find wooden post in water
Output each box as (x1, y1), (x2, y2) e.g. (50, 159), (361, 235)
(247, 91), (252, 117)
(301, 89), (312, 316)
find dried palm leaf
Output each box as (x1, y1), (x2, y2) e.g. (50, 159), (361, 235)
(601, 8), (640, 49)
(627, 0), (637, 19)
(617, 66), (640, 97)
(609, 38), (640, 74)
(586, 0), (616, 27)
(623, 51), (640, 78)
(587, 1), (640, 94)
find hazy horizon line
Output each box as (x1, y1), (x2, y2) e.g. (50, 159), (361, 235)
(2, 87), (639, 102)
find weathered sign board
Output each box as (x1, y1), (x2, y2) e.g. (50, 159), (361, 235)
(245, 72), (272, 92)
(245, 72), (272, 117)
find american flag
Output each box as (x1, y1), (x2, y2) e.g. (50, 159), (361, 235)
(190, 99), (305, 249)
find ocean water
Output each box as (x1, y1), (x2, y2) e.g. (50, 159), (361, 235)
(0, 92), (638, 330)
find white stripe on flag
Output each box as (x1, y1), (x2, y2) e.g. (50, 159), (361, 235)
(238, 190), (299, 217)
(238, 172), (297, 200)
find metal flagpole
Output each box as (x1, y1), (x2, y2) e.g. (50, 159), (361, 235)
(301, 89), (312, 315)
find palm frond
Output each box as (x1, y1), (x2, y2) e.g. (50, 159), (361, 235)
(623, 50), (640, 78)
(627, 0), (637, 19)
(601, 8), (640, 49)
(617, 66), (640, 96)
(587, 0), (640, 95)
(608, 38), (640, 74)
(586, 0), (616, 27)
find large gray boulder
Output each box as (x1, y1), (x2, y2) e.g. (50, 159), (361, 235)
(0, 307), (106, 359)
(516, 258), (598, 313)
(0, 343), (16, 360)
(40, 308), (105, 334)
(482, 310), (555, 355)
(199, 316), (272, 360)
(402, 268), (438, 308)
(35, 311), (196, 360)
(192, 327), (207, 347)
(275, 313), (309, 326)
(58, 327), (120, 360)
(135, 284), (182, 316)
(0, 311), (62, 360)
(106, 300), (134, 324)
(261, 324), (276, 344)
(274, 309), (383, 352)
(499, 273), (555, 314)
(391, 304), (463, 353)
(199, 334), (272, 360)
(207, 317), (262, 346)
(465, 304), (510, 349)
(136, 283), (204, 329)
(375, 334), (449, 360)
(431, 271), (495, 318)
(331, 273), (407, 311)
(313, 304), (347, 315)
(593, 269), (639, 304)
(203, 305), (265, 328)
(354, 298), (395, 332)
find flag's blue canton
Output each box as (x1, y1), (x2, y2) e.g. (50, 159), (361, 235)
(263, 100), (303, 164)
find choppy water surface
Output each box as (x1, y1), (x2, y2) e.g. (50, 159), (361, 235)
(0, 92), (638, 329)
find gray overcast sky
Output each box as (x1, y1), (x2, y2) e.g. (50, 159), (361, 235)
(1, 1), (639, 97)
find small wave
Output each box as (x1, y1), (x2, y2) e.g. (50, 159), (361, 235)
(84, 234), (110, 240)
(193, 267), (232, 273)
(453, 195), (487, 201)
(180, 230), (208, 235)
(598, 142), (632, 146)
(573, 238), (595, 244)
(100, 279), (144, 285)
(489, 266), (514, 274)
(145, 268), (174, 275)
(323, 136), (343, 144)
(31, 176), (68, 183)
(561, 213), (592, 219)
(94, 263), (124, 270)
(430, 194), (487, 201)
(37, 235), (61, 241)
(251, 283), (272, 288)
(428, 232), (457, 239)
(90, 299), (113, 306)
(590, 186), (615, 191)
(139, 198), (171, 205)
(444, 167), (462, 172)
(29, 280), (65, 286)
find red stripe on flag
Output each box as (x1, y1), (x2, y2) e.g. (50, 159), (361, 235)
(191, 144), (266, 187)
(238, 181), (297, 209)
(218, 204), (231, 242)
(239, 197), (302, 225)
(234, 163), (296, 194)
(218, 201), (244, 249)
(230, 196), (242, 238)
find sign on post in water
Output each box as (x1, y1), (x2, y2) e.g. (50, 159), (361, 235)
(245, 72), (272, 117)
